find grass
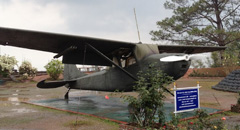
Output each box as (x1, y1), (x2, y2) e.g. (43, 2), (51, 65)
(210, 111), (240, 118)
(180, 111), (240, 124)
(199, 81), (220, 90)
(64, 119), (92, 127)
(200, 102), (220, 107)
(0, 115), (43, 126)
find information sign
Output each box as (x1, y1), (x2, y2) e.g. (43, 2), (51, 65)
(174, 86), (200, 113)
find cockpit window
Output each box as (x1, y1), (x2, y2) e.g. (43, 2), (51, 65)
(112, 49), (137, 68)
(126, 56), (136, 66)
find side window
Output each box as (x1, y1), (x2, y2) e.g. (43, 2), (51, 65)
(121, 59), (126, 67)
(112, 49), (137, 68)
(112, 57), (119, 67)
(126, 57), (136, 66)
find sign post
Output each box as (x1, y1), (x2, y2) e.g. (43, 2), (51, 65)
(174, 82), (200, 114)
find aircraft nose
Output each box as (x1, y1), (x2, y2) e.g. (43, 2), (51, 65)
(144, 54), (190, 80)
(159, 60), (190, 80)
(172, 61), (190, 79)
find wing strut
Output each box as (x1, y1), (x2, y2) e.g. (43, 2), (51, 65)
(86, 43), (138, 81)
(54, 46), (77, 58)
(86, 43), (174, 96)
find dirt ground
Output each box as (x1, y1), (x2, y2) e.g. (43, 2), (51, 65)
(0, 76), (240, 129)
(0, 80), (119, 130)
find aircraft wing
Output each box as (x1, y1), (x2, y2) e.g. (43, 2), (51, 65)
(0, 27), (135, 66)
(0, 27), (225, 66)
(158, 45), (226, 54)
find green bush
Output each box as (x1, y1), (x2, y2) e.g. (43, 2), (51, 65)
(19, 61), (37, 79)
(185, 110), (226, 130)
(121, 64), (173, 128)
(237, 92), (240, 105)
(222, 42), (240, 75)
(0, 55), (18, 77)
(44, 59), (63, 80)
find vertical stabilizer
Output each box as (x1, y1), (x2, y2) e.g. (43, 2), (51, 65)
(64, 64), (86, 81)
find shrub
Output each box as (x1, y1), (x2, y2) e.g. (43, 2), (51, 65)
(186, 110), (226, 130)
(21, 73), (29, 80)
(19, 61), (37, 79)
(44, 59), (63, 80)
(223, 42), (240, 75)
(237, 92), (240, 105)
(189, 70), (203, 77)
(0, 55), (18, 77)
(121, 64), (173, 128)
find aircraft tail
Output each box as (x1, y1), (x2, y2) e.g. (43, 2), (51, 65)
(64, 64), (86, 81)
(37, 64), (83, 89)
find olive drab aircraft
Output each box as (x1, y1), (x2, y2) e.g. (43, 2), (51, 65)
(0, 27), (225, 99)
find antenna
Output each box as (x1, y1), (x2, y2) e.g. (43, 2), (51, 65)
(134, 8), (141, 43)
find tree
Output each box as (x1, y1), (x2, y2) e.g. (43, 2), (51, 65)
(210, 51), (222, 68)
(150, 0), (240, 46)
(222, 42), (240, 74)
(44, 59), (63, 80)
(208, 41), (239, 69)
(19, 60), (37, 79)
(121, 64), (173, 128)
(0, 55), (18, 77)
(191, 59), (206, 68)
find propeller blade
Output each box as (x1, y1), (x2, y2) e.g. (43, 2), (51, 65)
(189, 54), (204, 60)
(160, 54), (205, 62)
(160, 55), (187, 62)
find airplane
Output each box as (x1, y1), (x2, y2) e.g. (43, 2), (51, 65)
(0, 27), (226, 99)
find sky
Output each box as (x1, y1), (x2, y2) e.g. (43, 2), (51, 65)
(0, 0), (173, 70)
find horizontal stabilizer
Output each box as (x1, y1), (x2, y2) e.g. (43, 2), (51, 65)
(37, 80), (76, 89)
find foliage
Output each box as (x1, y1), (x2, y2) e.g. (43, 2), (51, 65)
(150, 0), (240, 47)
(185, 110), (227, 130)
(211, 52), (222, 68)
(204, 57), (212, 68)
(189, 70), (205, 77)
(21, 73), (29, 80)
(121, 64), (173, 128)
(238, 92), (240, 105)
(162, 113), (181, 129)
(170, 113), (181, 127)
(44, 59), (63, 80)
(209, 42), (240, 69)
(160, 110), (235, 130)
(191, 59), (206, 68)
(189, 69), (224, 77)
(64, 119), (92, 128)
(0, 55), (18, 77)
(19, 60), (37, 79)
(222, 42), (240, 74)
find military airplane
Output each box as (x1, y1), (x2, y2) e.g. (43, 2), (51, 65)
(0, 27), (225, 99)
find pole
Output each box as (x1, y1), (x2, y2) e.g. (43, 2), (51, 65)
(134, 8), (141, 43)
(197, 81), (200, 109)
(174, 82), (177, 116)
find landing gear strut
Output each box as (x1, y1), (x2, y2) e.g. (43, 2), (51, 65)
(64, 88), (71, 99)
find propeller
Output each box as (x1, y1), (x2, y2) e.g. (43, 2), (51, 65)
(160, 54), (204, 62)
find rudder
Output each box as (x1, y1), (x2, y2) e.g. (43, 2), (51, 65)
(64, 64), (86, 81)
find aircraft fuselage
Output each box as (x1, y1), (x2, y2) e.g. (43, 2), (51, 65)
(68, 53), (190, 92)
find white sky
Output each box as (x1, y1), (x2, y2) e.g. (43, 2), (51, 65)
(0, 0), (173, 70)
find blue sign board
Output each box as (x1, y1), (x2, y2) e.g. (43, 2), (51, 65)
(175, 88), (199, 112)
